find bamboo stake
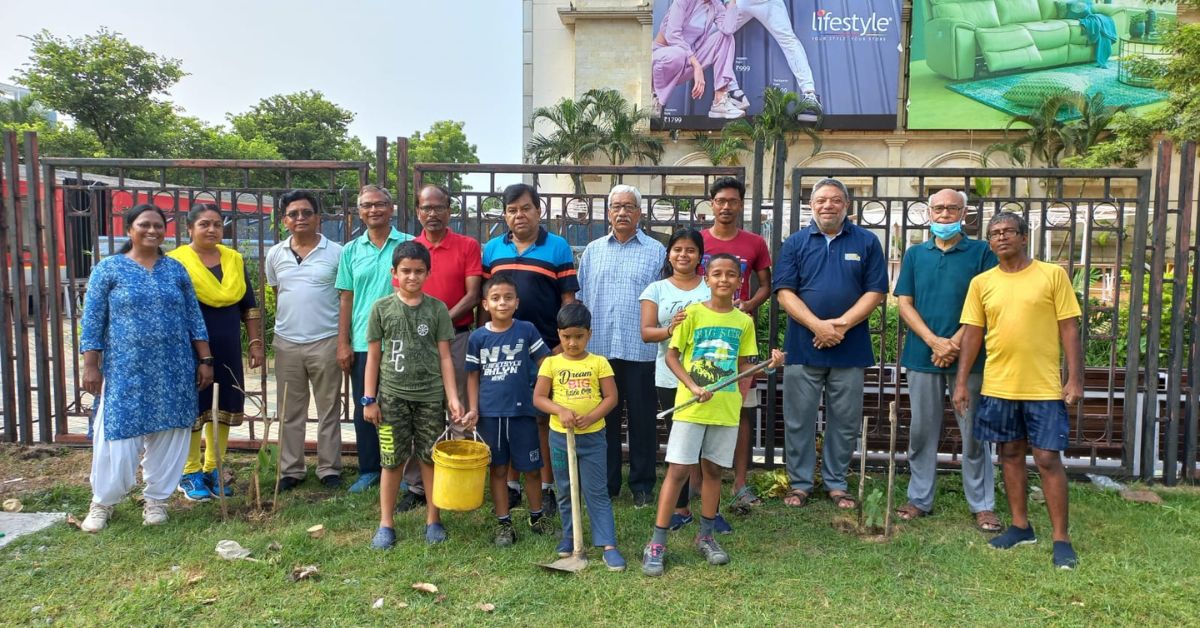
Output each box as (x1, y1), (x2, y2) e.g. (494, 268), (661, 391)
(884, 401), (898, 538)
(857, 413), (870, 528)
(211, 383), (227, 521)
(272, 382), (287, 513)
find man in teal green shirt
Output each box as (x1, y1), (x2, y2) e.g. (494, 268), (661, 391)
(893, 188), (999, 530)
(336, 184), (415, 492)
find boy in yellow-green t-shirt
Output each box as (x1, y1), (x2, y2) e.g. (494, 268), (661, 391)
(642, 254), (785, 577)
(533, 303), (626, 571)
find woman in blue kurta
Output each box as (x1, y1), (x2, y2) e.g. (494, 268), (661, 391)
(168, 204), (264, 501)
(79, 204), (213, 533)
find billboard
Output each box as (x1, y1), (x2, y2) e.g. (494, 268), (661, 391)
(906, 0), (1175, 130)
(649, 0), (904, 131)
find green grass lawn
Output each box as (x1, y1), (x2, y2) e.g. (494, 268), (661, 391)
(2, 449), (1199, 625)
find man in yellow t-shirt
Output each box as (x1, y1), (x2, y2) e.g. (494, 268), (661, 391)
(954, 212), (1083, 570)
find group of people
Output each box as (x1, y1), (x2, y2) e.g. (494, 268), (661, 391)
(77, 174), (1083, 573)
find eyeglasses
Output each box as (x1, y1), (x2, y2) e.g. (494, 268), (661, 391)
(609, 203), (639, 214)
(285, 208), (315, 219)
(987, 228), (1022, 241)
(417, 205), (449, 214)
(712, 198), (741, 208)
(358, 201), (391, 210)
(929, 205), (963, 214)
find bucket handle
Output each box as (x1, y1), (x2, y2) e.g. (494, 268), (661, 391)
(431, 426), (488, 455)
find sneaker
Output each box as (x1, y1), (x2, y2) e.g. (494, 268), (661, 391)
(696, 535), (730, 565)
(713, 513), (733, 534)
(529, 514), (556, 536)
(668, 512), (694, 531)
(707, 96), (746, 120)
(371, 526), (396, 550)
(633, 491), (653, 509)
(278, 476), (302, 492)
(555, 536), (574, 558)
(206, 470), (233, 497)
(507, 486), (522, 510)
(541, 487), (558, 517)
(603, 548), (627, 572)
(494, 520), (516, 547)
(425, 522), (447, 544)
(349, 471), (381, 493)
(81, 502), (113, 533)
(319, 475), (342, 489)
(143, 497), (169, 526)
(641, 543), (666, 577)
(989, 524), (1038, 550)
(727, 89), (751, 110)
(796, 92), (822, 123)
(396, 491), (426, 513)
(1052, 541), (1079, 570)
(177, 472), (213, 502)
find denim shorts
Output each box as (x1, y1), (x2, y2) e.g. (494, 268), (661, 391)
(974, 396), (1069, 452)
(476, 416), (542, 472)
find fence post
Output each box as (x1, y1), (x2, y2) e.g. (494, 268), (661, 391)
(0, 132), (17, 442)
(22, 132), (53, 443)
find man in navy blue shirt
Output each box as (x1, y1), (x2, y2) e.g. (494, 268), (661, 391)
(773, 178), (887, 509)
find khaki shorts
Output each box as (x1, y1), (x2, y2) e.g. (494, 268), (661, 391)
(664, 421), (737, 468)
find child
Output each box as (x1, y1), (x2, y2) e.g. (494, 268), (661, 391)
(642, 253), (784, 577)
(363, 241), (468, 548)
(533, 303), (626, 571)
(466, 275), (554, 546)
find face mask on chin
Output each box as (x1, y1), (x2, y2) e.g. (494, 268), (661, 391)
(930, 221), (962, 240)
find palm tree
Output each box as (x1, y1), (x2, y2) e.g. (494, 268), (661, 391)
(1061, 93), (1128, 157)
(0, 94), (49, 128)
(526, 97), (601, 194)
(725, 87), (822, 203)
(692, 132), (747, 166)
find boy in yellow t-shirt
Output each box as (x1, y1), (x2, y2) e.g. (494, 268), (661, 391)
(533, 303), (625, 571)
(642, 254), (785, 577)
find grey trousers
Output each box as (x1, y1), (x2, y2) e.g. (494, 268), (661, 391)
(906, 371), (995, 513)
(783, 366), (864, 493)
(274, 335), (344, 480)
(405, 329), (470, 495)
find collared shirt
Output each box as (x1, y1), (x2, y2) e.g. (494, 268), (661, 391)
(415, 229), (482, 329)
(577, 229), (665, 362)
(335, 227), (415, 352)
(893, 236), (997, 373)
(482, 226), (579, 348)
(773, 219), (888, 368)
(265, 234), (343, 343)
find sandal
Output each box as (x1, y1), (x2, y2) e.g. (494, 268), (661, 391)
(828, 491), (857, 510)
(896, 503), (930, 521)
(783, 489), (809, 507)
(732, 485), (763, 508)
(975, 510), (1003, 533)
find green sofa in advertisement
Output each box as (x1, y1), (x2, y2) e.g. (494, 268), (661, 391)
(922, 0), (1130, 80)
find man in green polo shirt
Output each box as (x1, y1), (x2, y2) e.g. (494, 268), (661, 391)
(336, 184), (415, 492)
(893, 189), (1000, 531)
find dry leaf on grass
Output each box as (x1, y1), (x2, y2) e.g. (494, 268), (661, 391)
(411, 582), (438, 594)
(289, 564), (320, 582)
(267, 541), (282, 552)
(3, 498), (23, 512)
(476, 603), (496, 612)
(215, 540), (253, 560)
(434, 594), (446, 604)
(307, 524), (326, 539)
(201, 598), (217, 606)
(396, 602), (409, 609)
(186, 574), (204, 586)
(64, 514), (81, 530)
(372, 598), (384, 610)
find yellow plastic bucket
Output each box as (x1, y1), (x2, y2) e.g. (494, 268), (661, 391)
(431, 438), (491, 512)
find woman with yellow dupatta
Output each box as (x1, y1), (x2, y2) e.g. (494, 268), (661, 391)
(169, 203), (265, 501)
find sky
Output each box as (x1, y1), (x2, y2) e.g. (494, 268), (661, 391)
(0, 0), (524, 168)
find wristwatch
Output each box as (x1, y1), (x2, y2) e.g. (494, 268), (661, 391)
(360, 396), (377, 406)
(198, 356), (215, 366)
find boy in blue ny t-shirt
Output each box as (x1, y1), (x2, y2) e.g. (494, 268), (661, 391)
(466, 275), (553, 546)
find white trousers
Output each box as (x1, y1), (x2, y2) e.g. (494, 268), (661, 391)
(732, 0), (815, 93)
(89, 395), (191, 506)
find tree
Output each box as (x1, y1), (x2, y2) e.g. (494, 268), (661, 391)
(526, 88), (662, 193)
(726, 87), (822, 203)
(406, 120), (480, 196)
(0, 94), (49, 129)
(13, 28), (185, 156)
(987, 92), (1126, 168)
(692, 132), (747, 166)
(229, 90), (358, 161)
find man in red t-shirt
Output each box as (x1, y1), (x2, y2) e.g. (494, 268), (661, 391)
(700, 177), (772, 516)
(397, 183), (482, 512)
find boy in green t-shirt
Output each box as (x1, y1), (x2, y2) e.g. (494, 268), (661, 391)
(642, 254), (784, 577)
(362, 242), (469, 549)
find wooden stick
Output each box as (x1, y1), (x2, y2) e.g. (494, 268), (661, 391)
(884, 401), (898, 538)
(211, 383), (227, 521)
(857, 413), (870, 528)
(656, 361), (772, 420)
(272, 382), (287, 513)
(254, 411), (272, 511)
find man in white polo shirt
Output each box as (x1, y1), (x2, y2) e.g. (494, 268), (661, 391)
(266, 190), (345, 490)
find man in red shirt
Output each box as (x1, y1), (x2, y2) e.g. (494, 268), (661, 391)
(397, 183), (483, 512)
(701, 177), (772, 517)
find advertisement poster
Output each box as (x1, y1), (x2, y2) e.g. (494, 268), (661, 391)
(650, 0), (903, 131)
(906, 0), (1176, 129)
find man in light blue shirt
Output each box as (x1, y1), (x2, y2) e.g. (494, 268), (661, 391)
(335, 184), (415, 492)
(577, 184), (666, 506)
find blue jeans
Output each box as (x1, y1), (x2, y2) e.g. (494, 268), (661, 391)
(550, 429), (617, 548)
(351, 352), (380, 475)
